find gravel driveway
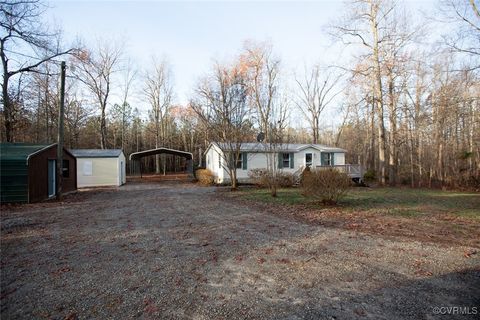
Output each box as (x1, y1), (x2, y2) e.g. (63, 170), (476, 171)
(1, 182), (479, 319)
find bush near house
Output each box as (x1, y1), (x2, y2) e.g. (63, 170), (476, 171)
(248, 169), (294, 188)
(363, 169), (376, 182)
(196, 169), (214, 186)
(248, 168), (268, 186)
(302, 168), (352, 205)
(276, 172), (295, 187)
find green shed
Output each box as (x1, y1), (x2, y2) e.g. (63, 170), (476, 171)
(0, 143), (77, 203)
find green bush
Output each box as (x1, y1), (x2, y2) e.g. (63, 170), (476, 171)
(196, 169), (214, 185)
(363, 169), (376, 182)
(302, 168), (352, 205)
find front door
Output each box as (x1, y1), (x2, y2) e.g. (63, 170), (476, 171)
(48, 159), (56, 197)
(305, 153), (313, 167)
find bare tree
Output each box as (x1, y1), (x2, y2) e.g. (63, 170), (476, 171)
(332, 0), (401, 185)
(144, 58), (173, 174)
(64, 94), (94, 148)
(0, 0), (74, 141)
(295, 65), (343, 144)
(192, 61), (251, 190)
(439, 0), (480, 69)
(117, 58), (137, 150)
(74, 41), (123, 149)
(242, 41), (288, 197)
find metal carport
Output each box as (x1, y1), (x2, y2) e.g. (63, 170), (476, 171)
(129, 147), (193, 177)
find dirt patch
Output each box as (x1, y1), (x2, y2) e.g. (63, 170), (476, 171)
(1, 182), (479, 319)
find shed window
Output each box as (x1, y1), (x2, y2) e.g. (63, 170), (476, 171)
(62, 160), (70, 178)
(83, 160), (93, 176)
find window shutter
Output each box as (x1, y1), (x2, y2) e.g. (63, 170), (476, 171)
(290, 152), (294, 168)
(331, 153), (335, 166)
(242, 152), (247, 170)
(278, 153), (283, 169)
(320, 153), (324, 166)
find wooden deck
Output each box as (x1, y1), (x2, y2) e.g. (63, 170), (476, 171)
(315, 164), (364, 180)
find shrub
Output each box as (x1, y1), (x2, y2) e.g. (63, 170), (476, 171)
(276, 172), (294, 188)
(248, 168), (294, 188)
(363, 169), (376, 182)
(196, 169), (214, 185)
(248, 168), (269, 187)
(302, 168), (352, 205)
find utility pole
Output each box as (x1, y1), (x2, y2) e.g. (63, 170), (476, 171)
(56, 61), (66, 200)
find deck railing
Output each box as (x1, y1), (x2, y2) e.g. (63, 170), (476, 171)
(314, 164), (364, 179)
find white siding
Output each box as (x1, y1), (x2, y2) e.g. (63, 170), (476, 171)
(76, 157), (122, 188)
(294, 147), (322, 169)
(334, 153), (345, 165)
(235, 153), (269, 181)
(205, 145), (225, 183)
(205, 144), (346, 184)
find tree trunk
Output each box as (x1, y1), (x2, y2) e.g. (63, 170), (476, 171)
(100, 105), (107, 149)
(387, 72), (397, 186)
(369, 95), (376, 172)
(231, 169), (237, 190)
(370, 0), (387, 185)
(2, 74), (13, 142)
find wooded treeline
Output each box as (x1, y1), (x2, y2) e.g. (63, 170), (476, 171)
(1, 0), (479, 188)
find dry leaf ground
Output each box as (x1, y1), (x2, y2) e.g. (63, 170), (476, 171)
(1, 181), (479, 319)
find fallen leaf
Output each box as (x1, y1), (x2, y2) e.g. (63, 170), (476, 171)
(464, 249), (477, 258)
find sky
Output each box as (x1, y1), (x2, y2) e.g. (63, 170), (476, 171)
(47, 0), (437, 127)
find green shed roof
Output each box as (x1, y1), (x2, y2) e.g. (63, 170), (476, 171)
(0, 143), (54, 163)
(0, 143), (55, 203)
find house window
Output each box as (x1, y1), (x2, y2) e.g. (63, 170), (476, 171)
(236, 153), (243, 169)
(282, 153), (290, 168)
(218, 155), (222, 169)
(322, 153), (333, 166)
(305, 153), (313, 167)
(62, 160), (70, 178)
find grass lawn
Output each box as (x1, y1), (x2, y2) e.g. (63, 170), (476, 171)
(239, 186), (480, 219)
(230, 186), (480, 247)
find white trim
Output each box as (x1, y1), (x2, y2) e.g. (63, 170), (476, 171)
(26, 143), (56, 165)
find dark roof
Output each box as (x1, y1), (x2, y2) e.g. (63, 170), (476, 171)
(129, 147), (193, 160)
(70, 149), (124, 158)
(211, 142), (347, 153)
(0, 143), (55, 162)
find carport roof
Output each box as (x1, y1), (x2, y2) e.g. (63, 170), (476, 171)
(70, 149), (123, 158)
(129, 147), (193, 160)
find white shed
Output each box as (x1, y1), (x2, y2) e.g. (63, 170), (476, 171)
(70, 149), (126, 188)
